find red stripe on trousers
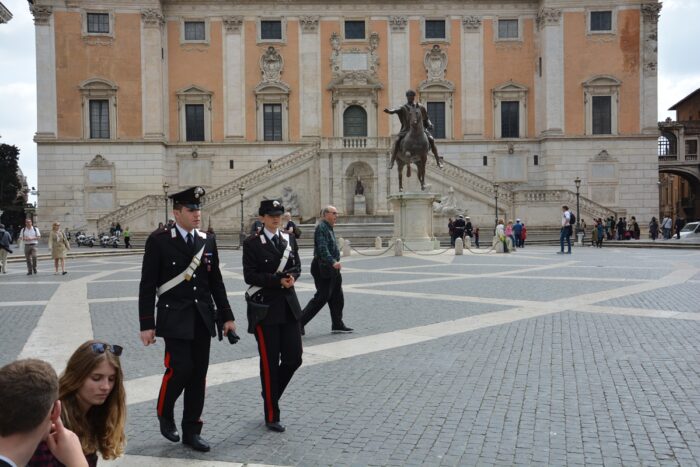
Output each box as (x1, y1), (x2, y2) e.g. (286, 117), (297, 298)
(256, 325), (274, 422)
(157, 351), (173, 416)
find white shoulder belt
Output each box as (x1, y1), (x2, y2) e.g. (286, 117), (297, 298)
(246, 232), (291, 298)
(157, 231), (207, 297)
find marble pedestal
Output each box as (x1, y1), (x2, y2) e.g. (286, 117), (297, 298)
(353, 195), (366, 215)
(387, 191), (441, 251)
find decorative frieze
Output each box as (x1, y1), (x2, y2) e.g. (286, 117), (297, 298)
(389, 16), (407, 31)
(141, 9), (164, 28)
(462, 16), (481, 31)
(641, 3), (662, 23)
(223, 16), (243, 33)
(30, 5), (52, 26)
(300, 16), (319, 33)
(536, 7), (561, 30)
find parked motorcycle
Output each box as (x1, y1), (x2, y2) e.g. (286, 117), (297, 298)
(75, 232), (95, 247)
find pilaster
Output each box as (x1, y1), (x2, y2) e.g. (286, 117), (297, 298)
(223, 16), (246, 140)
(537, 7), (564, 135)
(461, 16), (483, 137)
(388, 16), (409, 135)
(141, 9), (165, 140)
(299, 16), (321, 138)
(32, 5), (57, 139)
(640, 3), (661, 134)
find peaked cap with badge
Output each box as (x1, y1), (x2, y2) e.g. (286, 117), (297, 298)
(170, 186), (206, 209)
(259, 199), (285, 216)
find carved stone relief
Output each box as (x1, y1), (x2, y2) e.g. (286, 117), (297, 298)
(536, 7), (561, 30)
(260, 46), (284, 82)
(141, 9), (164, 28)
(390, 16), (407, 31)
(329, 31), (380, 78)
(30, 5), (52, 25)
(424, 44), (448, 81)
(300, 16), (319, 33)
(223, 16), (243, 33)
(641, 3), (662, 23)
(462, 16), (481, 31)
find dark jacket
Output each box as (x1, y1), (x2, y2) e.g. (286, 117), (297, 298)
(242, 232), (303, 324)
(138, 226), (233, 339)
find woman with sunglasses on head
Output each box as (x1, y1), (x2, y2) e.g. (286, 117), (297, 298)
(28, 341), (126, 467)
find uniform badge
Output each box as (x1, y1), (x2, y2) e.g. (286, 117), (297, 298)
(170, 228), (177, 238)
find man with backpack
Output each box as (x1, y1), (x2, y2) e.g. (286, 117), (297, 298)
(558, 205), (572, 254)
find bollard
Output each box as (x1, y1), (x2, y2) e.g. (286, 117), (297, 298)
(375, 236), (382, 249)
(455, 237), (464, 255)
(337, 237), (345, 251)
(394, 239), (403, 256)
(464, 236), (471, 249)
(342, 239), (351, 257)
(506, 237), (515, 252)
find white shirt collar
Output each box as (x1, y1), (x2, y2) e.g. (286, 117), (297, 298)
(0, 454), (17, 467)
(175, 223), (196, 240)
(263, 227), (279, 240)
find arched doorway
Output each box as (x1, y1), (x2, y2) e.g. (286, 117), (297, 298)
(659, 169), (700, 222)
(343, 106), (367, 137)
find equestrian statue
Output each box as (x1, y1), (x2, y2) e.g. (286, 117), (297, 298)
(384, 89), (444, 191)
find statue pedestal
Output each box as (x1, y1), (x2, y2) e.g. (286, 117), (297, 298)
(353, 195), (366, 215)
(387, 191), (440, 251)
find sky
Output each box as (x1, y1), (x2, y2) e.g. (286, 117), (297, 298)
(0, 0), (699, 203)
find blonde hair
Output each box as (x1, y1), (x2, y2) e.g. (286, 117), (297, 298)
(59, 340), (126, 460)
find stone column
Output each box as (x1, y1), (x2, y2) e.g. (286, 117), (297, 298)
(537, 8), (564, 135)
(223, 16), (245, 140)
(388, 16), (409, 135)
(32, 5), (57, 139)
(641, 3), (661, 134)
(141, 9), (165, 139)
(299, 16), (321, 138)
(461, 16), (483, 138)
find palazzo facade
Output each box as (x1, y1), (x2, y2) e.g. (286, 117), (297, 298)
(30, 0), (661, 234)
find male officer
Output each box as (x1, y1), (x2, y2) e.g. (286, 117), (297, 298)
(138, 186), (236, 452)
(242, 200), (303, 433)
(384, 89), (444, 169)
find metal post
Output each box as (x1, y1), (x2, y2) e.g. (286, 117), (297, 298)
(574, 177), (581, 232)
(239, 186), (246, 246)
(494, 183), (499, 232)
(162, 182), (169, 225)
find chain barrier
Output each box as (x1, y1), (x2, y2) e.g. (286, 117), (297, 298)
(345, 239), (500, 256)
(349, 242), (397, 256)
(401, 242), (453, 256)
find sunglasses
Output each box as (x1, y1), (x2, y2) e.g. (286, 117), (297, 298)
(91, 343), (123, 356)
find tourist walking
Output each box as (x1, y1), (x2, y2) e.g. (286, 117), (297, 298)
(123, 227), (131, 248)
(48, 221), (70, 275)
(0, 224), (12, 274)
(20, 218), (41, 275)
(558, 206), (572, 254)
(649, 217), (659, 241)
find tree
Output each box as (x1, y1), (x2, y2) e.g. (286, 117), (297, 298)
(0, 143), (26, 229)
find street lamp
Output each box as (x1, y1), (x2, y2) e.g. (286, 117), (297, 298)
(162, 182), (169, 225)
(574, 177), (581, 233)
(238, 186), (246, 246)
(494, 183), (499, 231)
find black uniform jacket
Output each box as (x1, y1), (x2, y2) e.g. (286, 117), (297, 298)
(139, 227), (234, 339)
(242, 232), (303, 323)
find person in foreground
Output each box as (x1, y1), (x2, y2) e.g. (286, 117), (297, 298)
(243, 200), (303, 433)
(139, 186), (236, 452)
(0, 359), (87, 467)
(300, 206), (353, 335)
(28, 341), (126, 467)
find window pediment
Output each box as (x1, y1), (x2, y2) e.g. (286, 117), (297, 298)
(583, 75), (621, 89)
(494, 81), (528, 93)
(176, 85), (213, 97)
(254, 81), (290, 95)
(79, 78), (117, 94)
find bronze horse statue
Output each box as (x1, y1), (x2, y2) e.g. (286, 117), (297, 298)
(396, 105), (429, 191)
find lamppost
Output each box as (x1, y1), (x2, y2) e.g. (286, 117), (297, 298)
(574, 177), (581, 233)
(238, 186), (246, 246)
(494, 183), (499, 232)
(162, 182), (169, 225)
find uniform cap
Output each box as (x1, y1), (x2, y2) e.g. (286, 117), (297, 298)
(259, 199), (285, 216)
(169, 186), (205, 209)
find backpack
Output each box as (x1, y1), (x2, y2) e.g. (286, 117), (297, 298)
(568, 212), (576, 226)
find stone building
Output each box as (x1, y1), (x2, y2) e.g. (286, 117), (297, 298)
(29, 0), (661, 234)
(0, 2), (12, 24)
(658, 88), (700, 222)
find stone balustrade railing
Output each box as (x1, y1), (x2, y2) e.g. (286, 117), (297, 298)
(96, 195), (162, 231)
(516, 190), (616, 220)
(428, 159), (514, 203)
(321, 137), (392, 150)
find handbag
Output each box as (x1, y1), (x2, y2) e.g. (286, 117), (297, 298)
(245, 290), (269, 334)
(292, 225), (302, 239)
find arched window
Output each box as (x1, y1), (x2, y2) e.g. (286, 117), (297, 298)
(658, 132), (677, 156)
(343, 106), (367, 137)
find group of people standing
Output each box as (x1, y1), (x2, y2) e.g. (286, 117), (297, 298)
(138, 187), (352, 451)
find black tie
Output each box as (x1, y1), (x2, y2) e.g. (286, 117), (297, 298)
(186, 233), (193, 251)
(272, 234), (279, 249)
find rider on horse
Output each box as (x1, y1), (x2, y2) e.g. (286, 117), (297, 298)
(384, 89), (444, 169)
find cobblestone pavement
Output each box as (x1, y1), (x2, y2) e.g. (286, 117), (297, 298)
(1, 246), (699, 466)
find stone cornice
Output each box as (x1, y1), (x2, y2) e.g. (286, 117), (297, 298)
(30, 4), (52, 26)
(0, 2), (12, 24)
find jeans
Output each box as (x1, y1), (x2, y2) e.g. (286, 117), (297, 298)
(560, 228), (571, 253)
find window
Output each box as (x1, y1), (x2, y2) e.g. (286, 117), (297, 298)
(483, 156), (488, 166)
(89, 100), (110, 139)
(184, 21), (205, 41)
(498, 19), (518, 39)
(261, 20), (282, 40)
(425, 20), (446, 40)
(591, 96), (611, 135)
(427, 102), (446, 139)
(263, 104), (283, 141)
(185, 104), (205, 142)
(343, 106), (367, 137)
(87, 13), (109, 34)
(534, 155), (539, 166)
(686, 140), (698, 157)
(344, 20), (365, 40)
(501, 101), (519, 138)
(590, 11), (612, 31)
